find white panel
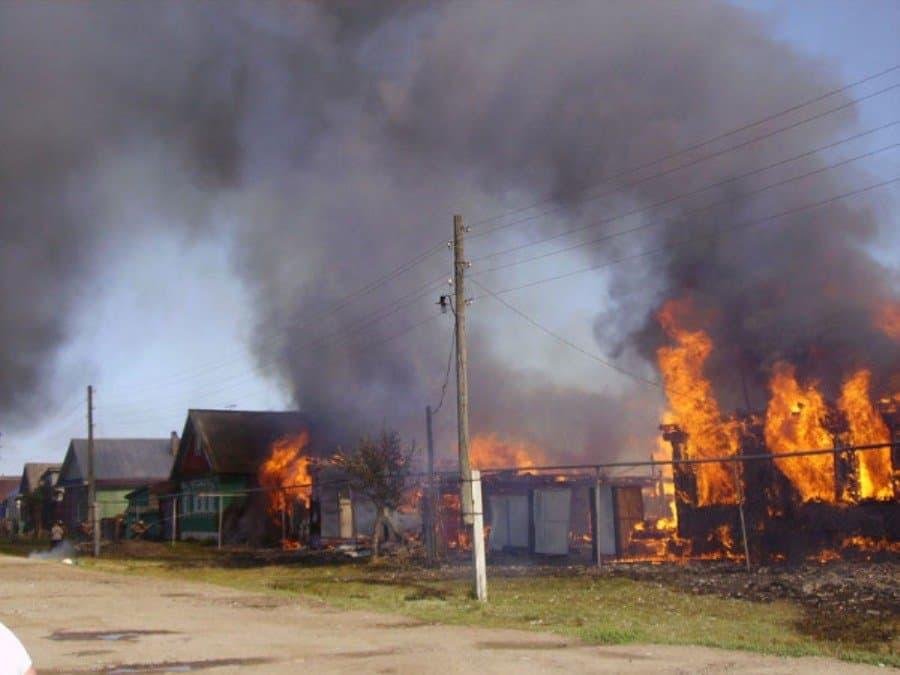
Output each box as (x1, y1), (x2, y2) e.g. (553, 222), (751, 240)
(533, 488), (571, 555)
(489, 496), (509, 551)
(339, 498), (353, 539)
(595, 484), (617, 556)
(353, 497), (377, 538)
(320, 491), (341, 538)
(507, 495), (529, 548)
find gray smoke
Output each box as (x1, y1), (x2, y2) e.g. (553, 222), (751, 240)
(2, 2), (897, 462)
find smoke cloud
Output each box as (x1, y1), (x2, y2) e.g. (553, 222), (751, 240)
(2, 2), (897, 462)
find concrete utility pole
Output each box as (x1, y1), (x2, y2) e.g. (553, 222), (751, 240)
(87, 385), (99, 557)
(425, 405), (436, 564)
(452, 214), (487, 601)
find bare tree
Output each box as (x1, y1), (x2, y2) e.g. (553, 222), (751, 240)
(331, 429), (416, 558)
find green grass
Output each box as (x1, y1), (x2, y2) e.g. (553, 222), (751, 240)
(0, 538), (49, 557)
(70, 549), (897, 668)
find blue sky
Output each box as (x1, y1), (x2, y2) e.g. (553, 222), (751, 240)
(2, 1), (899, 474)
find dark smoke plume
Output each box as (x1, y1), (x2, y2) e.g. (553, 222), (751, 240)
(2, 2), (897, 461)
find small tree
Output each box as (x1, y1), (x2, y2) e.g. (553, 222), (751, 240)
(331, 429), (416, 558)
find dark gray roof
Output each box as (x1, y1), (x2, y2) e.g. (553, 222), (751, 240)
(19, 463), (62, 494)
(175, 409), (314, 477)
(0, 476), (19, 501)
(60, 439), (174, 488)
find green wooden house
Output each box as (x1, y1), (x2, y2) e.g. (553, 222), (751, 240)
(58, 437), (177, 533)
(169, 409), (313, 544)
(124, 484), (165, 539)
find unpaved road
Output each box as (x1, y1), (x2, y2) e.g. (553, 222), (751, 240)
(0, 556), (883, 674)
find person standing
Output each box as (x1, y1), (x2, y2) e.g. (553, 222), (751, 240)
(49, 521), (64, 551)
(0, 621), (36, 675)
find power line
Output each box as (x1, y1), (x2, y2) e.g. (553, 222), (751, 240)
(470, 121), (900, 270)
(470, 277), (664, 391)
(471, 139), (900, 278)
(468, 79), (900, 243)
(430, 321), (455, 415)
(467, 62), (900, 233)
(480, 175), (900, 297)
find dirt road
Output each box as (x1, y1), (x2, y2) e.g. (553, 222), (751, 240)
(0, 556), (882, 674)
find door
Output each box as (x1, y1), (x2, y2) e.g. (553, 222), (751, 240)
(489, 495), (529, 551)
(614, 486), (644, 555)
(593, 484), (617, 556)
(339, 497), (353, 539)
(533, 488), (571, 555)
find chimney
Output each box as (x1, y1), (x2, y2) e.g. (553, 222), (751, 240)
(170, 431), (179, 456)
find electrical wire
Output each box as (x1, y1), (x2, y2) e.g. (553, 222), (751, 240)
(479, 175), (900, 297)
(470, 278), (664, 391)
(469, 121), (900, 269)
(430, 323), (455, 415)
(467, 63), (900, 234)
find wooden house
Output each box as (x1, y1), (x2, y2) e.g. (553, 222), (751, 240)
(58, 437), (177, 533)
(168, 409), (313, 544)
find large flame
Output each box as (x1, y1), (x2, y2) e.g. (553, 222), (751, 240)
(469, 433), (547, 470)
(258, 432), (312, 518)
(764, 362), (834, 502)
(838, 369), (893, 500)
(656, 301), (738, 505)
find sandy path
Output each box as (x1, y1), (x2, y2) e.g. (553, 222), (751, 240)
(0, 556), (882, 674)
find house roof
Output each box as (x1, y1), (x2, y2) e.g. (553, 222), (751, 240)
(59, 439), (174, 488)
(19, 463), (62, 494)
(176, 409), (314, 477)
(0, 477), (19, 502)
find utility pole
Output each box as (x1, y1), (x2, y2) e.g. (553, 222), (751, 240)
(425, 405), (436, 564)
(451, 214), (487, 601)
(453, 215), (473, 524)
(87, 385), (99, 557)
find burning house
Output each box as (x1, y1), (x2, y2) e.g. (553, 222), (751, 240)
(650, 300), (900, 562)
(168, 409), (315, 545)
(427, 435), (658, 560)
(478, 472), (652, 559)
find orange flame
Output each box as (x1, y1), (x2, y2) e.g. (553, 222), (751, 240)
(258, 432), (312, 519)
(469, 433), (547, 470)
(763, 362), (834, 502)
(656, 301), (738, 505)
(653, 424), (678, 529)
(838, 370), (893, 500)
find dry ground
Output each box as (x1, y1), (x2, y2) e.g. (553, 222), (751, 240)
(0, 555), (888, 674)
